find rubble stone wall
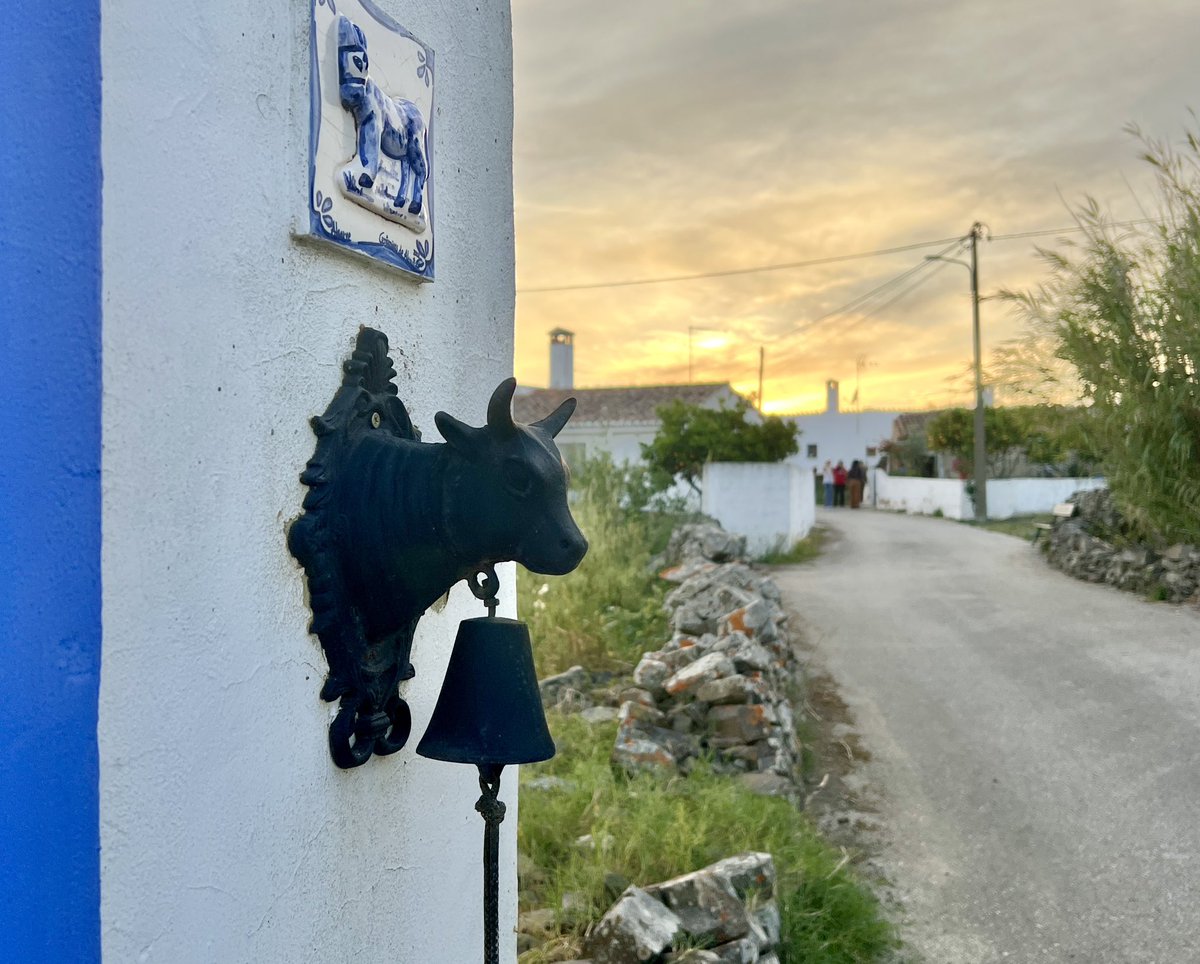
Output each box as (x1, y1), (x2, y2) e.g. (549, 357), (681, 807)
(1043, 490), (1200, 603)
(534, 522), (807, 963)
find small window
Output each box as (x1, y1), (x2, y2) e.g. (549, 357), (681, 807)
(866, 446), (877, 457)
(806, 444), (818, 458)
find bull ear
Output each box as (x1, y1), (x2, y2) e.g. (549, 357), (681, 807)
(532, 397), (577, 438)
(435, 410), (483, 454)
(486, 377), (518, 437)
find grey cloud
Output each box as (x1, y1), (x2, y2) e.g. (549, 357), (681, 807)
(512, 0), (1200, 406)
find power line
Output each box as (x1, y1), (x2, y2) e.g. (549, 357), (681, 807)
(801, 256), (957, 350)
(515, 218), (1166, 295)
(786, 239), (967, 339)
(988, 218), (1159, 241)
(516, 234), (968, 294)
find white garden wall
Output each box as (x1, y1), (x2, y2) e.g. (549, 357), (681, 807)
(872, 470), (972, 519)
(702, 462), (814, 556)
(99, 1), (519, 961)
(872, 469), (1106, 521)
(986, 477), (1107, 519)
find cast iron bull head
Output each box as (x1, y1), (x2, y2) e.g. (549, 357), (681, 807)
(288, 327), (587, 768)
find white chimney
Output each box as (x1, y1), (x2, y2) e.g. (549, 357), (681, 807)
(825, 379), (839, 414)
(549, 328), (574, 389)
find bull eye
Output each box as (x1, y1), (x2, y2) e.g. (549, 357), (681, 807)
(502, 459), (534, 499)
(370, 412), (382, 429)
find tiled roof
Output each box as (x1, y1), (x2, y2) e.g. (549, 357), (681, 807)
(513, 383), (734, 425)
(892, 410), (946, 439)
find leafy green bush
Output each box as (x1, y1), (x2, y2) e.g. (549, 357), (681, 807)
(924, 405), (1102, 479)
(926, 406), (1034, 479)
(641, 399), (800, 493)
(519, 714), (897, 964)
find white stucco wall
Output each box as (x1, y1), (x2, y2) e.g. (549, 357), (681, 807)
(701, 463), (814, 556)
(872, 469), (972, 519)
(99, 2), (519, 961)
(984, 477), (1107, 519)
(872, 470), (1107, 521)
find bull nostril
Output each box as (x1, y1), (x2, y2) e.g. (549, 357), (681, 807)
(560, 534), (588, 558)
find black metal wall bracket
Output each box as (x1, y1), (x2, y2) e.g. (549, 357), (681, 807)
(288, 327), (587, 768)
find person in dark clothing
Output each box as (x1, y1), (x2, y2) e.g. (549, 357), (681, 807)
(848, 460), (865, 509)
(832, 461), (847, 507)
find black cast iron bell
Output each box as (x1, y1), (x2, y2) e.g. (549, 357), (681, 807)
(416, 566), (558, 964)
(416, 614), (554, 767)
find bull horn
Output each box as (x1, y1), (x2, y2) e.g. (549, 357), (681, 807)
(532, 397), (577, 438)
(487, 377), (518, 436)
(435, 410), (483, 453)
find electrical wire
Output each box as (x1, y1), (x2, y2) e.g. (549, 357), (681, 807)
(800, 257), (958, 351)
(785, 238), (968, 339)
(515, 219), (1165, 295)
(988, 218), (1159, 241)
(516, 234), (969, 294)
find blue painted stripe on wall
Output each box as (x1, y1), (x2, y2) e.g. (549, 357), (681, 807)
(0, 1), (102, 959)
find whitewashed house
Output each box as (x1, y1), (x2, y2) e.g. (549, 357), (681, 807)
(515, 330), (755, 467)
(783, 380), (899, 480)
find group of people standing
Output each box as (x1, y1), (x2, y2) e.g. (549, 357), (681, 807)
(821, 459), (867, 509)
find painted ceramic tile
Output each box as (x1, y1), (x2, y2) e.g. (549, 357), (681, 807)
(309, 0), (434, 280)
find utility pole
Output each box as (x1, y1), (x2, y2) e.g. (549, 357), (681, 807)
(926, 225), (988, 521)
(969, 222), (987, 522)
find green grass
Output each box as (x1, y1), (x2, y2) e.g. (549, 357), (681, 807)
(516, 458), (896, 962)
(758, 528), (827, 566)
(517, 473), (671, 677)
(518, 714), (898, 964)
(959, 513), (1052, 539)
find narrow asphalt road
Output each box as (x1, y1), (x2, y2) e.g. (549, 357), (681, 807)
(773, 508), (1200, 963)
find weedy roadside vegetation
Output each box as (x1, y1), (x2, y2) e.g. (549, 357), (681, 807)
(516, 457), (898, 963)
(960, 513), (1053, 539)
(517, 455), (686, 676)
(757, 528), (827, 566)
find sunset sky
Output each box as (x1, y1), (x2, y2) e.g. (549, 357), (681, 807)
(509, 0), (1200, 413)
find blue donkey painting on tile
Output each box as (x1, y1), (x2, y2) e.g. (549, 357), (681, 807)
(336, 14), (429, 234)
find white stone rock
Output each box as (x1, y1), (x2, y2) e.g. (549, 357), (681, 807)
(585, 886), (682, 964)
(706, 853), (776, 903)
(633, 656), (671, 694)
(646, 867), (751, 946)
(695, 674), (764, 705)
(580, 705), (621, 725)
(752, 900), (782, 949)
(664, 653), (736, 697)
(730, 640), (773, 673)
(706, 935), (760, 962)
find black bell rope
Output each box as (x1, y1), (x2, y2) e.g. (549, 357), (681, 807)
(475, 763), (506, 964)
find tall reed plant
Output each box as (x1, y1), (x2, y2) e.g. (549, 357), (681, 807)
(1004, 123), (1200, 543)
